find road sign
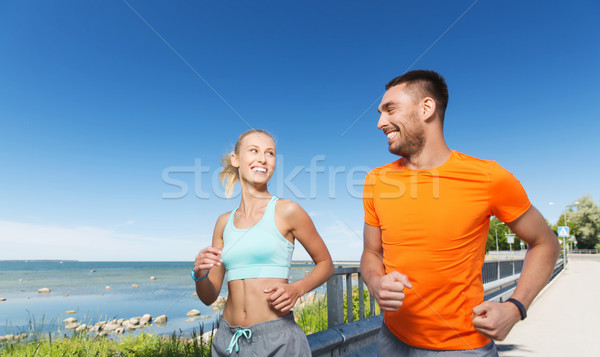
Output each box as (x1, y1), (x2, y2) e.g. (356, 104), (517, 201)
(505, 233), (515, 244)
(558, 226), (570, 238)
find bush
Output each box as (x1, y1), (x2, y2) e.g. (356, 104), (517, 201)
(0, 330), (212, 357)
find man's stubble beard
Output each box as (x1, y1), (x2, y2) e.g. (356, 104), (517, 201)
(388, 112), (426, 158)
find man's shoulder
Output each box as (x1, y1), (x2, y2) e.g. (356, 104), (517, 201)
(367, 159), (403, 176)
(451, 150), (500, 172)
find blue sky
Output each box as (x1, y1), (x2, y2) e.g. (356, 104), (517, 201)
(1, 0), (598, 261)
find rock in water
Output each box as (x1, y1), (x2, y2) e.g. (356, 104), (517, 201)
(149, 276), (156, 280)
(154, 315), (167, 325)
(140, 314), (152, 324)
(63, 317), (77, 323)
(131, 284), (139, 288)
(38, 288), (51, 294)
(186, 309), (201, 317)
(64, 310), (76, 314)
(65, 323), (80, 330)
(211, 296), (227, 311)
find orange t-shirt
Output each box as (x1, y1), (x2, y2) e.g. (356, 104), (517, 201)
(363, 150), (531, 350)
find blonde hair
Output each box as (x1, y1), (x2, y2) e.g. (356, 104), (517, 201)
(220, 129), (275, 198)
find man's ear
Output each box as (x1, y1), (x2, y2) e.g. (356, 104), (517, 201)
(231, 153), (239, 168)
(421, 97), (437, 121)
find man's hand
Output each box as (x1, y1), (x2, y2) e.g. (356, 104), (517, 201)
(472, 301), (522, 340)
(264, 283), (302, 313)
(371, 271), (412, 311)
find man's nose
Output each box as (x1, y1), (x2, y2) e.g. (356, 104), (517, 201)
(377, 114), (388, 130)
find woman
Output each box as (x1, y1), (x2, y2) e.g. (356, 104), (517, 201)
(193, 129), (334, 356)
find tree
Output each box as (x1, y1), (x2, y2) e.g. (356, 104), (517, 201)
(569, 195), (600, 249)
(486, 216), (526, 252)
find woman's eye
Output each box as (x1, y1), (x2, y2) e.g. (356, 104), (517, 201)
(266, 152), (274, 156)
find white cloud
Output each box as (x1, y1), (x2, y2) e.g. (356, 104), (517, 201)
(0, 220), (211, 261)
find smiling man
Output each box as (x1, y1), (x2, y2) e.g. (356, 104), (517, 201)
(360, 70), (560, 356)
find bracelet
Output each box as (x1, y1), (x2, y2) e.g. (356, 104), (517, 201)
(506, 298), (527, 320)
(191, 269), (209, 282)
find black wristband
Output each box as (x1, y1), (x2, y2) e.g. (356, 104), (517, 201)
(506, 298), (527, 320)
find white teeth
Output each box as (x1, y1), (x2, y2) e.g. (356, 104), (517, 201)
(252, 167), (267, 173)
(387, 131), (398, 140)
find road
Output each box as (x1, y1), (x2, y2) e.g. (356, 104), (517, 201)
(497, 254), (600, 356)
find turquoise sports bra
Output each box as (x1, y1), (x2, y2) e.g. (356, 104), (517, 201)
(222, 196), (294, 282)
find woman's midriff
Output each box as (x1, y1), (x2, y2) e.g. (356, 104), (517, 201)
(222, 278), (290, 327)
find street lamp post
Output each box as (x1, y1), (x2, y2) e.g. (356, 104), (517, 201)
(549, 201), (579, 265)
(493, 220), (506, 252)
(494, 222), (501, 252)
(562, 201), (579, 263)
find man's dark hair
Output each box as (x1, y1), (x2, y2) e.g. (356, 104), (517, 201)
(385, 70), (449, 120)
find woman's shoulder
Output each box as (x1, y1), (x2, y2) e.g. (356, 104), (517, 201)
(275, 198), (306, 217)
(214, 211), (233, 230)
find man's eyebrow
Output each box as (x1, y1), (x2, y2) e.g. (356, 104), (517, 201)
(378, 101), (392, 114)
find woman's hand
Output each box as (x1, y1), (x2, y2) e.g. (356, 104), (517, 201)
(264, 283), (302, 313)
(193, 247), (222, 279)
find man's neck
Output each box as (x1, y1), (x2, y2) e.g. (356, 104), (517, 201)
(403, 142), (452, 170)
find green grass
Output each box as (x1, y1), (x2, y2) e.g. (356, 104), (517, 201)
(296, 294), (329, 335)
(296, 287), (380, 334)
(0, 330), (212, 357)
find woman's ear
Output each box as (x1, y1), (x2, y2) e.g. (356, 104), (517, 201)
(231, 153), (239, 168)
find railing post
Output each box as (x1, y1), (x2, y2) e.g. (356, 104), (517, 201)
(358, 274), (365, 319)
(327, 272), (344, 328)
(346, 274), (354, 323)
(497, 261), (500, 282)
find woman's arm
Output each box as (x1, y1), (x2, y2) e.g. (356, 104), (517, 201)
(193, 213), (228, 305)
(265, 200), (334, 312)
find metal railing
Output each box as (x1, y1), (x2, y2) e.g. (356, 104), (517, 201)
(570, 249), (599, 254)
(309, 266), (380, 357)
(481, 259), (524, 284)
(325, 267), (376, 328)
(307, 258), (564, 356)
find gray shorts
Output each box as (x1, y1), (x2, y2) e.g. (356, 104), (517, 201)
(211, 313), (311, 357)
(377, 322), (498, 357)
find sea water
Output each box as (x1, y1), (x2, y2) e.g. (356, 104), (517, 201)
(0, 261), (319, 336)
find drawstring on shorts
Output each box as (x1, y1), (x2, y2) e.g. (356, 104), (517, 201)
(225, 328), (252, 354)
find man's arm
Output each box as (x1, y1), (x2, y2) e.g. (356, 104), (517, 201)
(472, 206), (560, 340)
(360, 222), (412, 311)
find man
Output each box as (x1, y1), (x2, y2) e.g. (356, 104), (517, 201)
(360, 70), (560, 356)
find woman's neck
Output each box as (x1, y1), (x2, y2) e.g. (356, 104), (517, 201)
(237, 183), (271, 216)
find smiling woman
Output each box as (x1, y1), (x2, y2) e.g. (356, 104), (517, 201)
(191, 129), (334, 356)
